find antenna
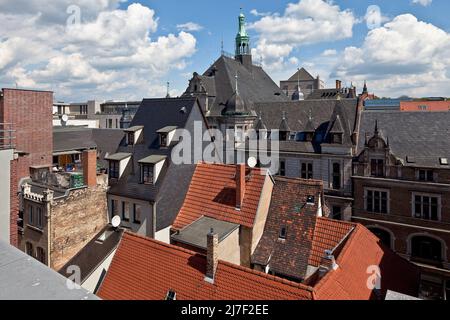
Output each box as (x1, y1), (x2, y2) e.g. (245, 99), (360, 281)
(221, 36), (224, 55)
(166, 81), (170, 98)
(111, 215), (121, 228)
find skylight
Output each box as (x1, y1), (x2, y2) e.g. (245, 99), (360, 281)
(165, 290), (176, 300)
(440, 158), (449, 166)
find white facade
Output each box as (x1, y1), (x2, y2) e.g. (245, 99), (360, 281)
(0, 149), (14, 243)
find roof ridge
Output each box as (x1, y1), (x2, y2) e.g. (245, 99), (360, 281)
(316, 217), (357, 228)
(122, 231), (200, 257)
(219, 260), (315, 292)
(274, 176), (323, 186)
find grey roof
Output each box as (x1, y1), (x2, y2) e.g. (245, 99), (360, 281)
(171, 216), (239, 250)
(307, 88), (356, 100)
(186, 55), (288, 117)
(123, 126), (144, 132)
(385, 290), (420, 300)
(0, 240), (98, 300)
(156, 126), (178, 133)
(253, 99), (358, 153)
(53, 127), (124, 169)
(138, 155), (167, 164)
(357, 111), (450, 168)
(59, 225), (124, 286)
(105, 152), (132, 161)
(287, 67), (315, 82)
(108, 98), (211, 231)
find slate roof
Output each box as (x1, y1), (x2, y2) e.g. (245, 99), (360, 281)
(53, 127), (124, 168)
(253, 99), (358, 152)
(59, 225), (124, 286)
(287, 67), (315, 82)
(107, 98), (209, 231)
(186, 55), (288, 117)
(97, 232), (314, 300)
(306, 88), (357, 100)
(357, 111), (450, 168)
(0, 240), (98, 300)
(172, 163), (268, 230)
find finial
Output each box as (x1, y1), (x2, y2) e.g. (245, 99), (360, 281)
(374, 120), (379, 135)
(235, 72), (239, 94)
(259, 110), (262, 120)
(166, 82), (170, 98)
(308, 109), (312, 121)
(282, 111), (287, 120)
(297, 67), (300, 88)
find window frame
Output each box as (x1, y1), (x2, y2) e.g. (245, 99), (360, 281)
(364, 188), (390, 214)
(279, 159), (286, 177)
(141, 164), (154, 185)
(109, 161), (120, 179)
(301, 162), (313, 180)
(133, 204), (142, 224)
(411, 192), (441, 222)
(122, 201), (130, 222)
(370, 158), (385, 177)
(332, 162), (341, 190)
(36, 247), (46, 264)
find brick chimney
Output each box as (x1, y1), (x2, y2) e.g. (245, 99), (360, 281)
(83, 150), (97, 188)
(336, 80), (342, 90)
(205, 228), (219, 281)
(236, 164), (246, 210)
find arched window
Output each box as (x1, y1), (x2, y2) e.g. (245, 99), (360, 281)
(411, 235), (442, 263)
(369, 227), (392, 249)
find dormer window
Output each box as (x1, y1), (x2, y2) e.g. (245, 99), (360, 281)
(279, 131), (289, 141)
(138, 155), (167, 185)
(307, 196), (315, 205)
(332, 133), (343, 144)
(157, 126), (178, 148)
(370, 159), (385, 177)
(279, 226), (287, 240)
(105, 153), (132, 180)
(124, 126), (144, 146)
(165, 290), (176, 300)
(109, 161), (119, 179)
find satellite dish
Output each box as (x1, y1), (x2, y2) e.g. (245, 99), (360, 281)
(247, 157), (257, 168)
(111, 215), (121, 228)
(61, 114), (69, 126)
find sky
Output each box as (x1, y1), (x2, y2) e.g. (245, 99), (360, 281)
(0, 0), (449, 102)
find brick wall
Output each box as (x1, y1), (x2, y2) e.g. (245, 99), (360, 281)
(50, 185), (108, 270)
(0, 89), (53, 247)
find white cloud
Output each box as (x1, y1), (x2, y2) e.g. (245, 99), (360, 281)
(176, 22), (204, 32)
(0, 2), (197, 101)
(250, 9), (272, 17)
(412, 0), (432, 7)
(331, 14), (450, 97)
(322, 49), (337, 57)
(250, 0), (356, 72)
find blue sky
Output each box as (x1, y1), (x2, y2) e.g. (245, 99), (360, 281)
(0, 0), (449, 101)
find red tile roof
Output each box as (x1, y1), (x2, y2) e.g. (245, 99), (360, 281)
(172, 163), (267, 230)
(313, 225), (420, 300)
(97, 232), (313, 300)
(308, 218), (355, 267)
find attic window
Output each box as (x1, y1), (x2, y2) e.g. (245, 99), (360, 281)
(127, 132), (135, 145)
(406, 156), (416, 164)
(440, 158), (449, 166)
(307, 196), (315, 205)
(279, 226), (287, 240)
(160, 133), (168, 147)
(165, 290), (176, 300)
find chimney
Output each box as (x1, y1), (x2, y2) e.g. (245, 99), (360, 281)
(318, 250), (339, 278)
(236, 164), (246, 210)
(205, 228), (219, 281)
(336, 80), (342, 90)
(83, 149), (97, 188)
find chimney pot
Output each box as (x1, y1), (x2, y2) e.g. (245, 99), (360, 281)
(206, 229), (219, 281)
(236, 164), (246, 210)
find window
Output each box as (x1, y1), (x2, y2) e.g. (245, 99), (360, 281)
(115, 119), (118, 129)
(370, 159), (384, 177)
(332, 206), (342, 220)
(279, 226), (287, 240)
(127, 132), (135, 145)
(109, 161), (119, 179)
(122, 202), (130, 222)
(141, 165), (154, 184)
(307, 196), (315, 204)
(332, 133), (343, 144)
(133, 204), (142, 224)
(28, 206), (34, 225)
(411, 236), (442, 263)
(418, 169), (434, 182)
(160, 133), (168, 147)
(301, 162), (313, 179)
(414, 194), (439, 221)
(332, 163), (341, 190)
(366, 189), (388, 214)
(108, 119), (113, 129)
(36, 207), (43, 229)
(111, 199), (119, 218)
(166, 290), (176, 300)
(52, 156), (59, 165)
(36, 247), (46, 264)
(279, 131), (288, 141)
(279, 160), (286, 176)
(26, 242), (33, 257)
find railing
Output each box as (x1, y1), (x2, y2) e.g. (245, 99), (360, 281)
(0, 123), (15, 150)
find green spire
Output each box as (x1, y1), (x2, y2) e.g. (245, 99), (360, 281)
(236, 9), (250, 56)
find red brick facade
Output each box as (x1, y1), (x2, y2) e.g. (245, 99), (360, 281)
(0, 89), (53, 247)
